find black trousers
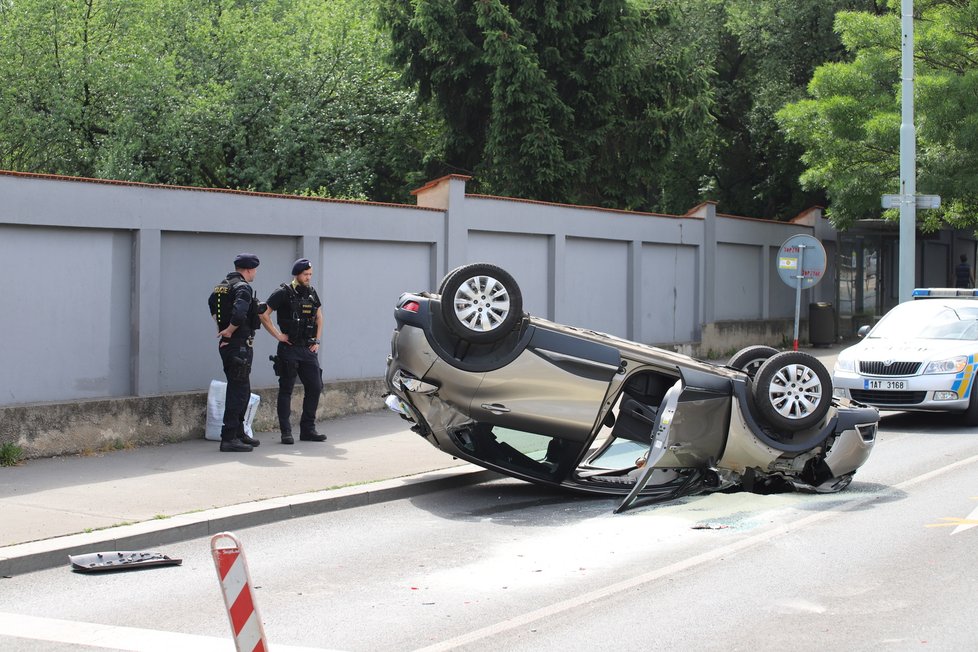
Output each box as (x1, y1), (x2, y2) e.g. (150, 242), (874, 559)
(276, 343), (323, 436)
(219, 341), (253, 441)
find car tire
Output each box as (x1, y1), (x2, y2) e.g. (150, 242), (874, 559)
(439, 263), (523, 343)
(437, 265), (467, 296)
(964, 387), (978, 427)
(752, 351), (833, 432)
(727, 345), (779, 379)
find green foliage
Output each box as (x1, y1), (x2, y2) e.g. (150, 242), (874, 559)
(0, 0), (436, 201)
(0, 0), (932, 221)
(654, 0), (884, 219)
(779, 0), (978, 231)
(378, 0), (713, 209)
(377, 0), (880, 217)
(0, 442), (24, 467)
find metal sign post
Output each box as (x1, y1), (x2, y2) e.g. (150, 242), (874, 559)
(793, 245), (806, 351)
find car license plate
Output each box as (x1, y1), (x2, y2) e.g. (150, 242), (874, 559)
(864, 379), (907, 390)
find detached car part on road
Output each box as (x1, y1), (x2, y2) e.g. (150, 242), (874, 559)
(385, 263), (879, 512)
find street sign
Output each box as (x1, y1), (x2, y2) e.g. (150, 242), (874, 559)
(777, 234), (827, 351)
(776, 234), (826, 289)
(881, 194), (941, 209)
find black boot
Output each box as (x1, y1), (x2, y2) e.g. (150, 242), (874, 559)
(220, 438), (253, 452)
(299, 432), (327, 442)
(281, 433), (294, 445)
(240, 434), (260, 447)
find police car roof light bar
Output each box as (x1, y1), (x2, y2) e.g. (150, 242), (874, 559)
(911, 288), (978, 299)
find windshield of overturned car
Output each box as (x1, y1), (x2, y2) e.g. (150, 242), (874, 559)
(451, 424), (585, 481)
(869, 302), (978, 341)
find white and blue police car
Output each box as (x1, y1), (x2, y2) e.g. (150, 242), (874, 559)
(833, 289), (978, 423)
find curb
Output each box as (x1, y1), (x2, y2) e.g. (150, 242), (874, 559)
(0, 465), (498, 577)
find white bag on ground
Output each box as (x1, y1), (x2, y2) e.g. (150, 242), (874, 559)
(205, 379), (260, 441)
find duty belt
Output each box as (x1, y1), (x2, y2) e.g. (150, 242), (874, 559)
(223, 334), (255, 347)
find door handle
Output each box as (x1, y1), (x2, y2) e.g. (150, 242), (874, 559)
(480, 403), (511, 414)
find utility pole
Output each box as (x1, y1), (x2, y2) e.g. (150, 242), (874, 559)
(885, 1), (938, 290)
(898, 0), (916, 303)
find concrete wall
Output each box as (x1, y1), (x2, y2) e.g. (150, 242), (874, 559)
(0, 171), (836, 457)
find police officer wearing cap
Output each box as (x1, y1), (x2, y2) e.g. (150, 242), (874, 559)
(260, 258), (327, 444)
(208, 253), (264, 452)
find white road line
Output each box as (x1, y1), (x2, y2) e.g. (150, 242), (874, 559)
(0, 612), (340, 652)
(414, 452), (978, 652)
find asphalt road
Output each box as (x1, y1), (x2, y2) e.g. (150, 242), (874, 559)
(1, 410), (976, 652)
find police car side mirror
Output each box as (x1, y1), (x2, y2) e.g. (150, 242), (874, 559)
(857, 325), (871, 339)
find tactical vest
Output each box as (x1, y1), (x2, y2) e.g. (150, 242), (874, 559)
(276, 283), (320, 342)
(209, 276), (259, 332)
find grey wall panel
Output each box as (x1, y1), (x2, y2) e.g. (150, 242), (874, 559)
(466, 231), (550, 318)
(466, 196), (701, 245)
(642, 243), (698, 343)
(716, 243), (763, 320)
(563, 238), (629, 337)
(716, 216), (800, 247)
(0, 225), (131, 403)
(0, 173), (441, 237)
(320, 239), (433, 381)
(159, 232), (300, 392)
(0, 172), (845, 407)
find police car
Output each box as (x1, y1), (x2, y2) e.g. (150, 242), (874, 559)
(832, 288), (978, 424)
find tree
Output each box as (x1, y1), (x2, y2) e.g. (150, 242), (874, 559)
(653, 0), (885, 219)
(0, 0), (157, 176)
(0, 0), (436, 201)
(777, 0), (978, 231)
(378, 0), (712, 209)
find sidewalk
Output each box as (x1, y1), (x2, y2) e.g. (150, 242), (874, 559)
(0, 344), (846, 576)
(0, 410), (493, 575)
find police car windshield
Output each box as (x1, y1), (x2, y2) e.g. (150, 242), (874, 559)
(869, 301), (978, 341)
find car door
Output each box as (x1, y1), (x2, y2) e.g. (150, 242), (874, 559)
(468, 327), (620, 442)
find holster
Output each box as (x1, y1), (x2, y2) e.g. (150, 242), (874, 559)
(270, 355), (282, 377)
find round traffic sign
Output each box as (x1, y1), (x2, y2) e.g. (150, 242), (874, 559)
(777, 234), (826, 288)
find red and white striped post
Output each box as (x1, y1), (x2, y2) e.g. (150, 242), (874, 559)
(211, 532), (268, 652)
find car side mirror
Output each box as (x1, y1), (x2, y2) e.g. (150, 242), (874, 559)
(857, 325), (871, 339)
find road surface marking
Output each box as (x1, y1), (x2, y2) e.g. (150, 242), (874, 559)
(414, 452), (978, 652)
(926, 497), (978, 534)
(0, 612), (339, 652)
(956, 499), (978, 535)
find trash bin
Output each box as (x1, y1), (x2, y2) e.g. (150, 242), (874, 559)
(809, 302), (835, 346)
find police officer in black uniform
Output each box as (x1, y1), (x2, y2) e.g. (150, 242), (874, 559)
(260, 258), (327, 445)
(955, 254), (975, 288)
(208, 253), (264, 452)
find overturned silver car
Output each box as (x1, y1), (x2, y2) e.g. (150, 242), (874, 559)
(385, 263), (879, 512)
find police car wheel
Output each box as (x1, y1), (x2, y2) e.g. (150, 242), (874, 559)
(752, 351), (832, 432)
(964, 387), (978, 427)
(439, 263), (523, 344)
